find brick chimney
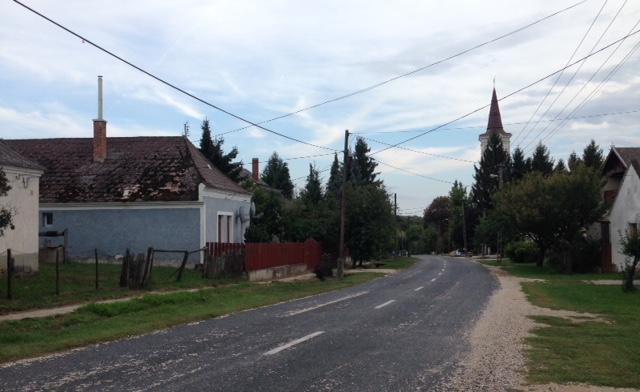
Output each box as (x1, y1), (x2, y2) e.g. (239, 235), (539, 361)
(93, 75), (107, 162)
(252, 158), (259, 182)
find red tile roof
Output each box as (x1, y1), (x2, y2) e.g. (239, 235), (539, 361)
(4, 136), (248, 203)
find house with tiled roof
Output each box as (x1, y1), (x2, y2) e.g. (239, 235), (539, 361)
(599, 146), (640, 271)
(479, 87), (512, 155)
(3, 78), (251, 263)
(0, 140), (44, 273)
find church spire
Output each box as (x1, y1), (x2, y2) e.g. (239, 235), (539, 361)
(486, 87), (504, 132)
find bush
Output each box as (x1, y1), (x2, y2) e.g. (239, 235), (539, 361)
(547, 236), (602, 273)
(505, 241), (539, 263)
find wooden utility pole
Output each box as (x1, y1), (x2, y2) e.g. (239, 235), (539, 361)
(462, 199), (468, 254)
(337, 129), (350, 278)
(394, 193), (398, 256)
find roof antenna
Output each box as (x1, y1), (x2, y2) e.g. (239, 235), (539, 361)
(183, 122), (190, 137)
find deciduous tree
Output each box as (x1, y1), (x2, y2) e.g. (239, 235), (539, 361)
(0, 168), (13, 236)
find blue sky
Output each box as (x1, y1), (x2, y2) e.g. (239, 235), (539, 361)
(1, 0), (639, 213)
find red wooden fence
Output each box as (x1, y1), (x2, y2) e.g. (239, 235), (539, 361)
(205, 240), (322, 272)
(207, 242), (245, 257)
(245, 239), (321, 272)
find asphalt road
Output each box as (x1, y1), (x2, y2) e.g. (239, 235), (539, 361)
(0, 255), (497, 391)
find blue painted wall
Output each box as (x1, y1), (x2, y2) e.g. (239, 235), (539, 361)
(39, 208), (200, 262)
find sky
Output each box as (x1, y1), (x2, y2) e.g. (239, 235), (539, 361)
(1, 0), (639, 214)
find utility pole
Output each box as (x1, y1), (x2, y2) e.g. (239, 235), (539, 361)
(337, 129), (350, 278)
(394, 193), (398, 257)
(497, 164), (504, 262)
(462, 199), (468, 254)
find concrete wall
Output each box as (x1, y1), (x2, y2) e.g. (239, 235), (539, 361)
(609, 165), (640, 271)
(39, 206), (200, 263)
(248, 263), (308, 282)
(0, 166), (41, 273)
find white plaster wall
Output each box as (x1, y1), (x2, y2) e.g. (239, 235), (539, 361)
(0, 166), (41, 273)
(609, 165), (640, 271)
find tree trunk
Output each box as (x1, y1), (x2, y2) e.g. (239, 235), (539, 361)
(536, 245), (546, 268)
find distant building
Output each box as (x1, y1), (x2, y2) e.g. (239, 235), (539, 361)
(0, 140), (44, 273)
(478, 88), (512, 155)
(4, 77), (250, 263)
(599, 146), (640, 271)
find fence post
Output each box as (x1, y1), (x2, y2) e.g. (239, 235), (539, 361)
(55, 246), (60, 295)
(176, 251), (189, 282)
(94, 248), (99, 290)
(6, 249), (13, 300)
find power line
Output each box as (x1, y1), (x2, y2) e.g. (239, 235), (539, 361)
(352, 108), (640, 135)
(512, 0), (609, 145)
(524, 15), (640, 152)
(367, 28), (640, 157)
(539, 33), (640, 146)
(373, 159), (457, 185)
(518, 0), (628, 148)
(12, 0), (337, 153)
(217, 0), (587, 136)
(361, 136), (476, 163)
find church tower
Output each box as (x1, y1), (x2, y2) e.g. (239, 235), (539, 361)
(478, 87), (511, 155)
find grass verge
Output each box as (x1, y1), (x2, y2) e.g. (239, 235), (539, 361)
(0, 272), (381, 363)
(522, 281), (640, 388)
(482, 259), (639, 387)
(478, 259), (620, 281)
(0, 262), (235, 315)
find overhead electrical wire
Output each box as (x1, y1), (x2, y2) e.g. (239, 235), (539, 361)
(538, 34), (640, 147)
(352, 108), (640, 135)
(12, 0), (338, 153)
(512, 0), (609, 145)
(523, 16), (640, 152)
(216, 0), (588, 136)
(517, 0), (629, 148)
(361, 136), (476, 163)
(373, 159), (457, 185)
(366, 28), (640, 157)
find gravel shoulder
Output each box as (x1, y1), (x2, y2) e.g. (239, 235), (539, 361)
(442, 265), (627, 392)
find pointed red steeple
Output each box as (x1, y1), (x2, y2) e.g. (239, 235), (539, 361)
(487, 88), (504, 132)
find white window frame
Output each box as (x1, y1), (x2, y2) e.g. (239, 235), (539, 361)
(217, 211), (234, 243)
(42, 212), (54, 228)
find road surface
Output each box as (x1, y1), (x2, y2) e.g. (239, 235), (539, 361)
(0, 255), (497, 391)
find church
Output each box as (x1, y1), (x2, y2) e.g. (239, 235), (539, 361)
(478, 88), (511, 155)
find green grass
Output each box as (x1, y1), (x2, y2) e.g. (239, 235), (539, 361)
(479, 259), (621, 281)
(522, 281), (640, 388)
(0, 262), (238, 314)
(0, 272), (382, 363)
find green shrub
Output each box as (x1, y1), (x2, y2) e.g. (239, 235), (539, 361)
(505, 241), (539, 263)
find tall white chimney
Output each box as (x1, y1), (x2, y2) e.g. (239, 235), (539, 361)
(93, 75), (107, 162)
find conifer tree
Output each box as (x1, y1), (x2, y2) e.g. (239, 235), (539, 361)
(199, 119), (242, 181)
(262, 152), (294, 199)
(511, 147), (529, 181)
(325, 153), (343, 202)
(301, 164), (323, 205)
(554, 158), (567, 174)
(530, 143), (554, 176)
(350, 138), (378, 185)
(471, 133), (510, 213)
(582, 139), (604, 171)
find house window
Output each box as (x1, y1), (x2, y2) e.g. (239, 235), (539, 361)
(42, 212), (53, 227)
(217, 213), (234, 243)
